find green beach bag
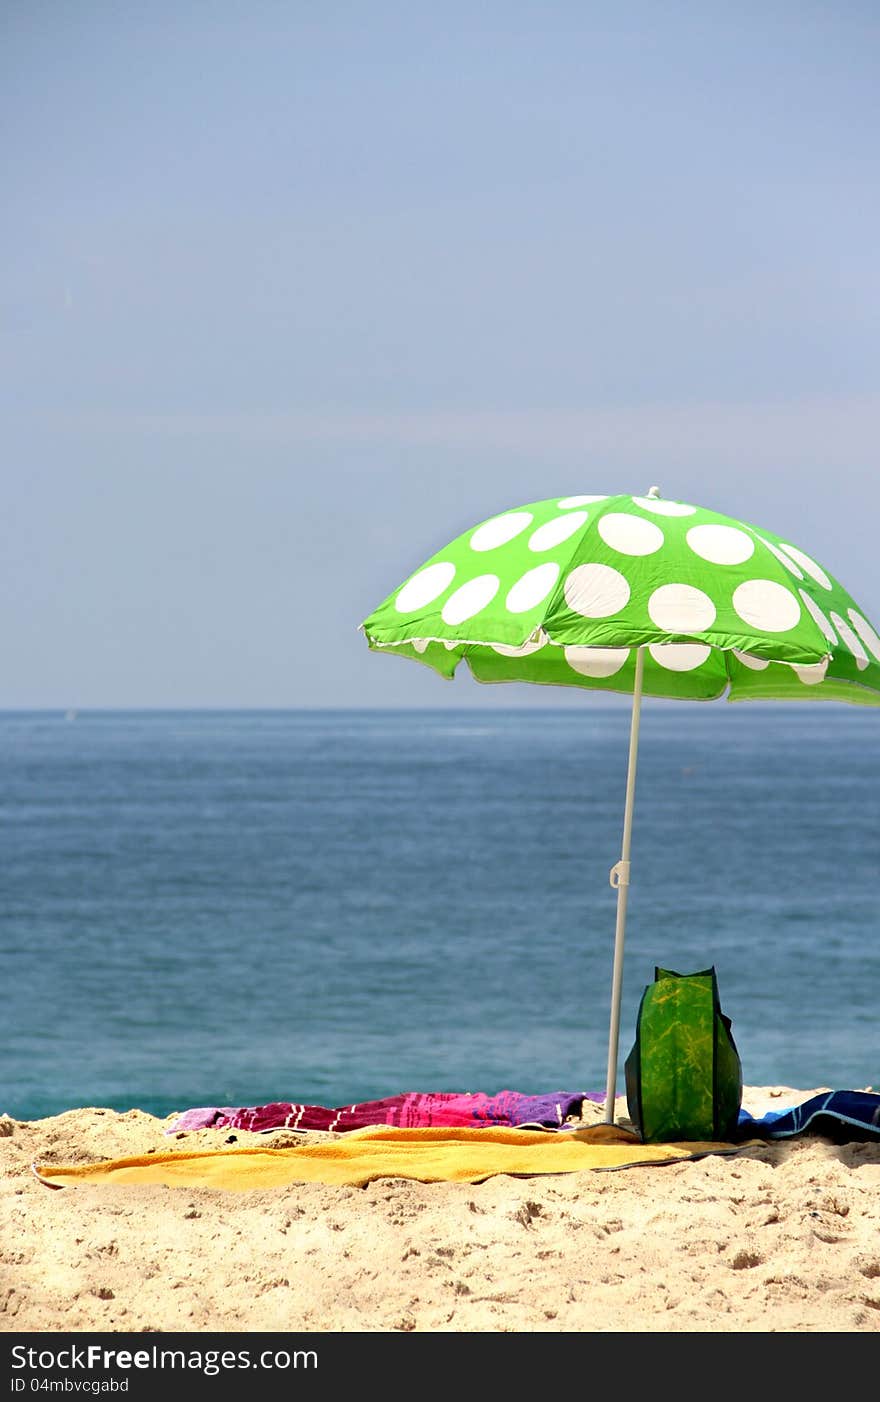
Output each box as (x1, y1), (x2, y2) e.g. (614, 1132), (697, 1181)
(624, 966), (742, 1144)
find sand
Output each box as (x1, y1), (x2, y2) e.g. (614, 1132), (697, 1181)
(2, 1086), (880, 1336)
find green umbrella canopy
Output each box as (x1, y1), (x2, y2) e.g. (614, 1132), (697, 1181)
(361, 488), (880, 1124)
(361, 489), (880, 706)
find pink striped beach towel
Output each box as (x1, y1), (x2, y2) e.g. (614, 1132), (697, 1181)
(168, 1089), (600, 1135)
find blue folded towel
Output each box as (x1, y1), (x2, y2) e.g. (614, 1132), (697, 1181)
(738, 1090), (880, 1141)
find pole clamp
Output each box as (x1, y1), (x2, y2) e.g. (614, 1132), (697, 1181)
(609, 860), (631, 889)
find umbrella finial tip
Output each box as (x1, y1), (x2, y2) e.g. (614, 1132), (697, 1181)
(647, 484), (661, 498)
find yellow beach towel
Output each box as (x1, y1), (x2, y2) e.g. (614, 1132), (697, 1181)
(33, 1123), (749, 1192)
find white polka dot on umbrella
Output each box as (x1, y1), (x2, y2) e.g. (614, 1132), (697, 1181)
(395, 562), (456, 613)
(648, 584), (716, 633)
(732, 579), (801, 633)
(799, 590), (837, 643)
(631, 496), (696, 516)
(755, 535), (804, 579)
(779, 544), (832, 590)
(792, 659), (829, 686)
(528, 512), (588, 552)
(564, 646), (630, 677)
(830, 611), (869, 669)
(492, 631), (549, 657)
(847, 610), (880, 663)
(469, 513), (533, 551)
(564, 563), (631, 618)
(598, 513), (665, 556)
(732, 649), (770, 671)
(441, 575), (500, 625)
(505, 563), (560, 614)
(687, 524), (754, 566)
(649, 643), (712, 672)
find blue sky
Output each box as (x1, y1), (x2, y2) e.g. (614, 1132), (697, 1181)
(3, 2), (878, 707)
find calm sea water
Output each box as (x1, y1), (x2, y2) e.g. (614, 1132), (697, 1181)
(2, 706), (878, 1121)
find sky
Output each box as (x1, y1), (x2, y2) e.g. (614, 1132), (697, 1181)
(2, 1), (879, 708)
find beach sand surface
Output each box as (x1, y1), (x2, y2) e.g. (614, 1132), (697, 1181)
(3, 1087), (880, 1335)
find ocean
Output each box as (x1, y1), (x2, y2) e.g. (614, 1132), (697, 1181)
(2, 706), (878, 1122)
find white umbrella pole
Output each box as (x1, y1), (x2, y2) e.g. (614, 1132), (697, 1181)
(603, 645), (646, 1124)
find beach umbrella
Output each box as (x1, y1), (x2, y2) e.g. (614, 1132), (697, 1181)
(360, 488), (880, 1122)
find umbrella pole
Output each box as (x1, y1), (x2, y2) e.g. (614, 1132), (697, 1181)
(603, 644), (646, 1124)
